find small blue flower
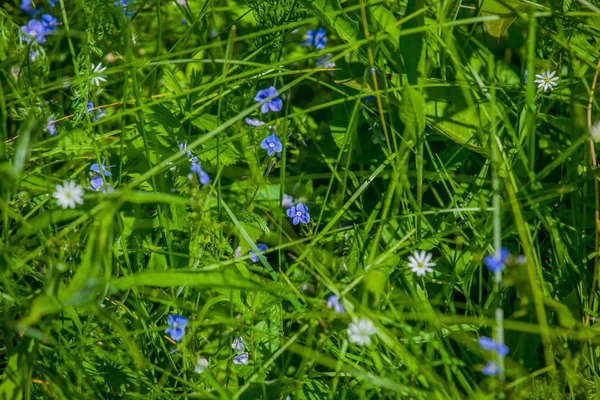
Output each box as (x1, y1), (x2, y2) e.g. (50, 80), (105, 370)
(115, 0), (134, 17)
(287, 203), (310, 225)
(93, 109), (106, 122)
(303, 28), (327, 50)
(254, 86), (282, 114)
(21, 20), (46, 44)
(165, 314), (188, 342)
(20, 0), (40, 16)
(482, 360), (499, 376)
(87, 100), (94, 114)
(479, 336), (509, 356)
(231, 336), (245, 352)
(233, 353), (249, 365)
(90, 175), (113, 193)
(326, 295), (345, 314)
(49, 0), (57, 6)
(90, 161), (112, 177)
(245, 117), (265, 127)
(483, 248), (510, 273)
(41, 14), (58, 32)
(46, 118), (56, 136)
(260, 133), (282, 156)
(190, 156), (210, 185)
(179, 142), (191, 157)
(362, 95), (376, 102)
(249, 243), (267, 263)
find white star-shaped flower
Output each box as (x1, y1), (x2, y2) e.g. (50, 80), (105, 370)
(52, 180), (84, 209)
(590, 120), (600, 143)
(407, 250), (435, 277)
(347, 317), (377, 346)
(90, 62), (107, 87)
(534, 70), (559, 92)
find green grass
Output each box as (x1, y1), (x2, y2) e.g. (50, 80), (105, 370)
(2, 0), (600, 398)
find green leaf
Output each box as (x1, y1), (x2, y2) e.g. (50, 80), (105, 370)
(481, 0), (528, 39)
(399, 83), (426, 141)
(299, 0), (363, 47)
(400, 0), (425, 85)
(0, 337), (36, 400)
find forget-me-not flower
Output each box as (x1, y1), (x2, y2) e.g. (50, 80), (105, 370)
(115, 0), (134, 18)
(232, 336), (245, 352)
(326, 295), (345, 314)
(190, 156), (210, 185)
(165, 314), (188, 342)
(483, 248), (510, 273)
(254, 86), (282, 114)
(90, 161), (112, 177)
(249, 243), (268, 263)
(21, 20), (46, 44)
(260, 133), (282, 156)
(41, 14), (58, 32)
(90, 175), (113, 193)
(287, 203), (310, 225)
(303, 28), (327, 49)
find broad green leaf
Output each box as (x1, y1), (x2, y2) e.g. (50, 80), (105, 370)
(481, 0), (528, 39)
(371, 5), (401, 49)
(399, 83), (425, 142)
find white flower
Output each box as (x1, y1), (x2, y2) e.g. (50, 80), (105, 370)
(52, 180), (84, 209)
(407, 250), (435, 277)
(90, 62), (107, 87)
(534, 70), (559, 92)
(194, 357), (208, 374)
(591, 120), (600, 143)
(347, 317), (377, 346)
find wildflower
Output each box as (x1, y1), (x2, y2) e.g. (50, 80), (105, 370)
(303, 28), (327, 49)
(46, 118), (56, 136)
(478, 336), (509, 357)
(90, 175), (113, 193)
(93, 109), (106, 122)
(534, 70), (559, 92)
(165, 314), (188, 342)
(52, 180), (84, 209)
(286, 203), (310, 225)
(90, 161), (112, 177)
(90, 62), (107, 87)
(234, 246), (242, 258)
(326, 295), (345, 314)
(190, 156), (210, 185)
(115, 0), (134, 17)
(49, 0), (57, 6)
(483, 248), (510, 273)
(249, 243), (268, 263)
(20, 0), (39, 16)
(245, 117), (265, 127)
(482, 360), (500, 376)
(316, 53), (336, 69)
(194, 358), (208, 374)
(86, 100), (94, 114)
(591, 120), (600, 143)
(260, 133), (282, 156)
(231, 336), (245, 352)
(282, 194), (294, 208)
(233, 353), (249, 365)
(179, 142), (191, 157)
(254, 86), (282, 114)
(21, 20), (46, 44)
(347, 317), (377, 346)
(41, 14), (58, 32)
(407, 250), (435, 277)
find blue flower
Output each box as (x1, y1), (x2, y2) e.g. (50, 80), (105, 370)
(287, 203), (310, 225)
(479, 336), (509, 357)
(190, 156), (210, 185)
(231, 336), (245, 352)
(115, 0), (134, 17)
(254, 86), (282, 114)
(303, 28), (327, 50)
(90, 175), (113, 193)
(93, 109), (106, 122)
(165, 314), (188, 342)
(233, 353), (249, 365)
(482, 360), (499, 376)
(90, 161), (112, 177)
(21, 20), (46, 44)
(46, 118), (56, 136)
(362, 95), (376, 101)
(179, 142), (191, 157)
(49, 0), (57, 6)
(20, 0), (40, 16)
(249, 243), (267, 263)
(326, 295), (345, 314)
(260, 133), (282, 156)
(41, 14), (58, 32)
(483, 248), (510, 273)
(245, 117), (265, 127)
(87, 100), (94, 114)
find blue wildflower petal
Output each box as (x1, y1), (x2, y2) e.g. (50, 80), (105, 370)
(169, 327), (185, 341)
(174, 315), (188, 327)
(286, 206), (296, 219)
(496, 343), (509, 357)
(482, 361), (499, 376)
(199, 171), (210, 185)
(21, 20), (46, 44)
(300, 212), (310, 223)
(260, 137), (270, 150)
(46, 118), (57, 136)
(233, 354), (249, 365)
(273, 140), (283, 153)
(90, 175), (103, 191)
(478, 336), (496, 351)
(269, 98), (283, 112)
(41, 14), (58, 32)
(260, 102), (270, 114)
(296, 203), (307, 213)
(245, 117), (265, 127)
(21, 0), (40, 16)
